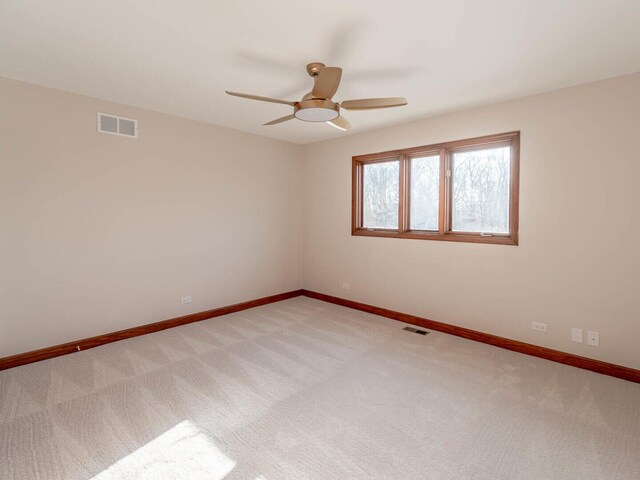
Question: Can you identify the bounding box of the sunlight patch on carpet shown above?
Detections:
[91,420,235,479]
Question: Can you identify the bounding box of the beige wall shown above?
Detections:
[3,74,640,370]
[0,77,304,357]
[303,73,640,370]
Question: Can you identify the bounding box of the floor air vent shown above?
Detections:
[403,326,430,335]
[97,112,138,138]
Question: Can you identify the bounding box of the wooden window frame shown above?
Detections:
[352,131,520,245]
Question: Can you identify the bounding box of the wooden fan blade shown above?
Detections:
[311,67,342,99]
[341,97,407,110]
[327,116,351,131]
[263,114,295,126]
[225,91,296,106]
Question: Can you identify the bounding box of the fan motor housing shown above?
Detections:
[294,99,340,122]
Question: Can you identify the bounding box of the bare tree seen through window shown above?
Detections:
[451,146,510,233]
[410,155,440,230]
[362,160,399,229]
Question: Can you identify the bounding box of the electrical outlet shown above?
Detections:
[571,328,583,343]
[341,283,350,290]
[587,331,599,347]
[531,321,547,333]
[181,296,192,305]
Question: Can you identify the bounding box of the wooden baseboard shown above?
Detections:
[301,289,640,384]
[3,288,638,384]
[0,289,304,371]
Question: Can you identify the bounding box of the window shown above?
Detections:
[362,160,399,229]
[352,132,519,245]
[409,155,440,231]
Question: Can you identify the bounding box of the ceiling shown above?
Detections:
[1,1,639,145]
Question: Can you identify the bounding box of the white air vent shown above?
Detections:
[97,112,138,138]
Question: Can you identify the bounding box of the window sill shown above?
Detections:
[352,229,518,245]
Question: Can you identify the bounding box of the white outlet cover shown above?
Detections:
[532,321,547,332]
[341,283,350,290]
[181,296,192,305]
[587,331,599,347]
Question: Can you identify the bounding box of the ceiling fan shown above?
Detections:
[225,62,407,131]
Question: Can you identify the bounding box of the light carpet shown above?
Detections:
[1,296,639,479]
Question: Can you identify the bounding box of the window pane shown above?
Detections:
[409,155,440,231]
[451,146,510,233]
[362,160,399,229]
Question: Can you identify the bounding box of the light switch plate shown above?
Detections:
[571,328,583,343]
